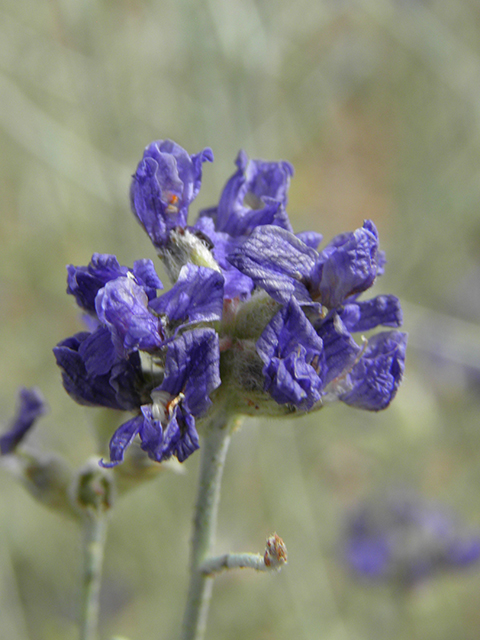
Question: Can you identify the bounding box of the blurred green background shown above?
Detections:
[2,0,480,638]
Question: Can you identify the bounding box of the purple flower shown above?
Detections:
[159,406,200,462]
[101,328,220,466]
[55,140,408,469]
[331,331,407,411]
[315,314,362,385]
[193,216,254,300]
[53,330,144,411]
[228,225,318,305]
[0,387,47,454]
[191,150,297,300]
[200,150,294,238]
[130,259,165,299]
[256,298,325,411]
[67,254,162,315]
[227,218,406,411]
[95,277,164,357]
[344,493,480,586]
[340,295,403,333]
[58,256,166,410]
[227,221,380,309]
[149,264,224,327]
[130,140,213,249]
[156,328,221,421]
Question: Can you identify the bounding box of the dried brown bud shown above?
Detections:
[264,533,287,568]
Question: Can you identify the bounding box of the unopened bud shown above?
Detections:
[71,457,115,514]
[2,451,76,518]
[264,533,287,569]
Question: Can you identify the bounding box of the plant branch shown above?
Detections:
[180,415,235,640]
[80,512,107,640]
[200,533,287,576]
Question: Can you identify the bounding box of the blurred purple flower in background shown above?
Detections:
[344,492,480,587]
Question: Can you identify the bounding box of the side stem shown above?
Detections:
[180,416,234,640]
[80,513,107,640]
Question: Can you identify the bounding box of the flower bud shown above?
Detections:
[71,457,115,514]
[2,451,76,518]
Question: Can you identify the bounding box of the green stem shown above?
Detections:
[200,533,288,576]
[80,513,107,640]
[180,416,234,640]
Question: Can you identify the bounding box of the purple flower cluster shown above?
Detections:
[344,494,480,586]
[54,140,407,467]
[55,255,222,466]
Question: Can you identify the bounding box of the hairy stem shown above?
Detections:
[80,513,107,640]
[200,552,269,574]
[200,533,288,576]
[180,416,234,640]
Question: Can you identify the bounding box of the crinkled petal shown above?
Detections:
[263,349,323,410]
[54,333,119,408]
[130,140,213,248]
[161,405,200,462]
[54,332,142,410]
[257,297,323,362]
[296,230,323,250]
[78,326,117,377]
[228,226,317,304]
[67,254,128,314]
[130,156,170,247]
[340,295,403,333]
[96,277,163,356]
[0,387,47,454]
[67,254,162,315]
[100,415,143,467]
[315,314,361,385]
[138,405,164,462]
[338,331,407,411]
[314,220,379,308]
[159,328,221,417]
[132,259,164,300]
[215,151,294,237]
[110,351,144,409]
[257,298,325,410]
[193,216,254,300]
[149,264,224,326]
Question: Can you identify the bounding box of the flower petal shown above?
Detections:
[340,295,403,333]
[161,406,200,462]
[100,415,143,467]
[228,226,317,304]
[215,151,294,237]
[0,387,47,454]
[67,254,128,314]
[130,140,213,249]
[138,405,165,462]
[338,331,407,411]
[96,277,163,356]
[257,298,325,410]
[159,328,221,417]
[149,264,224,326]
[54,331,142,410]
[314,220,379,308]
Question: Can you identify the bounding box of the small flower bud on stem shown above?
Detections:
[200,533,287,575]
